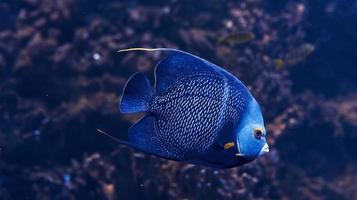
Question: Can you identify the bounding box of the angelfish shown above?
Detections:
[117,48,269,168]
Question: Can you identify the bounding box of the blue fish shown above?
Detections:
[117,48,269,168]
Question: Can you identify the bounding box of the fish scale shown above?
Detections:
[150,73,247,159]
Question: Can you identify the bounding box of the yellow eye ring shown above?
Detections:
[253,127,263,139]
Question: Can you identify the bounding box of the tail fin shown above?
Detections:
[120,73,153,114]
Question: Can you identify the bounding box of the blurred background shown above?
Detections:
[0,0,357,199]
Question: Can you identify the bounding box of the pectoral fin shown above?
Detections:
[216,122,236,150]
[224,142,235,150]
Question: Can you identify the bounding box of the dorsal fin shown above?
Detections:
[153,50,220,95]
[117,48,233,95]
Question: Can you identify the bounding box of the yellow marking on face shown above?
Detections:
[224,142,235,150]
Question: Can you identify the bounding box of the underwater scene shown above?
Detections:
[1,0,357,199]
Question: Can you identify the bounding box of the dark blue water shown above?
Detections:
[0,1,356,199]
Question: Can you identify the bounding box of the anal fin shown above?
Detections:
[127,115,178,160]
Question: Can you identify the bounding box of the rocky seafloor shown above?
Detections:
[0,0,356,199]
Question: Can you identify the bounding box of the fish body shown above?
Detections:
[119,48,268,168]
[218,32,255,45]
[275,43,315,69]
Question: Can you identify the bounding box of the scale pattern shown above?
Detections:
[150,72,247,159]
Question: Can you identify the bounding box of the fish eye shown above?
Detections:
[253,128,263,139]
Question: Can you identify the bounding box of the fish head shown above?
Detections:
[235,98,269,160]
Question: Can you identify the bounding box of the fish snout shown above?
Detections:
[259,143,269,156]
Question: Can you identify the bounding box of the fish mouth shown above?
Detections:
[259,143,269,156]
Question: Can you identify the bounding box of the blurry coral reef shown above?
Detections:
[0,0,356,199]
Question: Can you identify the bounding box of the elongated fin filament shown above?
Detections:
[96,128,121,143]
[117,48,161,53]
